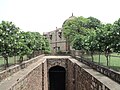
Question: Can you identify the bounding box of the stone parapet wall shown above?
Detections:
[66,59,75,90]
[1,56,120,90]
[43,60,48,90]
[9,61,43,90]
[46,57,116,90]
[0,54,44,82]
[74,63,110,90]
[71,50,120,84]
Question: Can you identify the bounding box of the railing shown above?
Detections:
[71,50,120,84]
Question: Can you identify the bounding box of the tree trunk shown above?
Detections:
[105,51,109,66]
[19,56,23,63]
[38,50,40,55]
[106,55,109,66]
[37,51,39,56]
[98,51,101,64]
[33,51,35,57]
[27,54,31,59]
[4,56,9,68]
[91,52,94,62]
[105,48,110,67]
[14,56,16,65]
[109,55,111,67]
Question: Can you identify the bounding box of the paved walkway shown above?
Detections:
[0,57,45,90]
[70,57,120,90]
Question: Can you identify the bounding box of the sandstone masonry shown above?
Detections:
[0,56,120,90]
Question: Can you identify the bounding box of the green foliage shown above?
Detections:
[42,37,51,54]
[112,19,120,53]
[62,16,120,64]
[87,16,102,29]
[72,34,84,50]
[0,21,20,67]
[0,21,50,67]
[62,16,90,45]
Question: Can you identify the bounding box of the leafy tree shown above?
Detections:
[87,16,101,29]
[112,19,120,53]
[0,20,50,68]
[62,17,78,44]
[95,27,105,64]
[0,21,20,67]
[86,17,102,62]
[72,34,84,50]
[102,24,113,66]
[84,29,98,61]
[62,16,90,52]
[17,31,32,62]
[42,37,51,54]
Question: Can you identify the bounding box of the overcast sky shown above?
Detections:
[0,0,120,34]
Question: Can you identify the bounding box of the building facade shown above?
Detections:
[43,28,68,54]
[43,14,75,54]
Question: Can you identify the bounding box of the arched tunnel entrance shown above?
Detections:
[49,66,66,90]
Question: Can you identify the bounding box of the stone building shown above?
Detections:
[43,27,68,54]
[43,14,75,54]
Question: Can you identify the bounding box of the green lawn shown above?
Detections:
[0,55,28,66]
[85,53,120,71]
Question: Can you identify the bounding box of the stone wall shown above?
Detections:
[46,57,114,90]
[74,63,109,90]
[1,56,119,90]
[0,54,44,82]
[70,50,120,84]
[47,58,67,70]
[10,62,43,90]
[43,60,48,90]
[67,59,75,90]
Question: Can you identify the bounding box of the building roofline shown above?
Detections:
[43,28,62,35]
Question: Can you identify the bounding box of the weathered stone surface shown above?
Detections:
[11,64,43,90]
[71,50,120,84]
[0,56,120,90]
[0,54,44,82]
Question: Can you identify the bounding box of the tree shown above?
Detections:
[83,29,98,61]
[42,37,51,54]
[62,16,90,52]
[17,31,32,63]
[112,19,120,53]
[87,16,101,30]
[72,34,84,50]
[96,24,113,66]
[0,21,20,67]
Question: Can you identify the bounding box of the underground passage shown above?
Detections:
[49,66,66,90]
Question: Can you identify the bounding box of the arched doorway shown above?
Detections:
[49,66,66,90]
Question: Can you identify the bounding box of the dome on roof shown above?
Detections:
[62,13,76,27]
[68,13,76,19]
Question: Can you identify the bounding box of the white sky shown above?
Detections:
[0,0,120,34]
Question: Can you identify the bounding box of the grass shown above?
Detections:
[85,53,120,71]
[0,55,28,66]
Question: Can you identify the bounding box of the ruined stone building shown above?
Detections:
[43,14,75,54]
[43,28,67,54]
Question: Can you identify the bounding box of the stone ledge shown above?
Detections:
[70,58,120,90]
[0,54,44,82]
[0,56,45,90]
[0,56,120,90]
